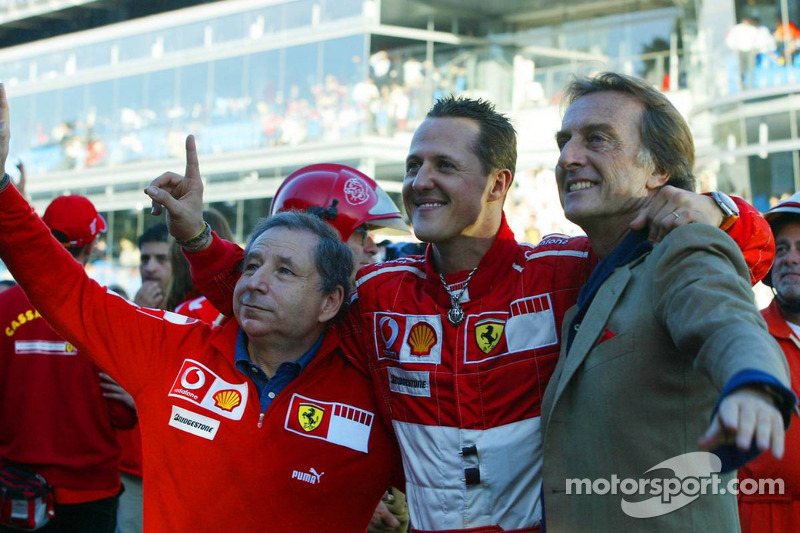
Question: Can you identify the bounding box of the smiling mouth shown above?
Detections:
[568,181,597,192]
[416,201,447,209]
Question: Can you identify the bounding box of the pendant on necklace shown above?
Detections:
[447,304,465,326]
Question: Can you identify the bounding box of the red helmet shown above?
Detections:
[269,163,409,241]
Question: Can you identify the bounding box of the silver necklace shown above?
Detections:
[438,266,478,326]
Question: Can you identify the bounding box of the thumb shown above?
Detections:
[144,186,179,216]
[185,135,201,182]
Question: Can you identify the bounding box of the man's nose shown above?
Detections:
[363,235,379,256]
[412,162,435,191]
[557,139,585,170]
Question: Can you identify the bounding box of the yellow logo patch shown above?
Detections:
[298,403,325,432]
[475,319,505,354]
[407,322,437,356]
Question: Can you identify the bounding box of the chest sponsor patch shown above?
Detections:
[284,394,373,453]
[168,405,220,440]
[505,293,558,353]
[374,313,442,364]
[387,367,431,397]
[15,340,77,356]
[168,359,248,420]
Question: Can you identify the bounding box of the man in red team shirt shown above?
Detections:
[0,192,136,532]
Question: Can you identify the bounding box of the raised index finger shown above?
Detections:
[185,134,200,182]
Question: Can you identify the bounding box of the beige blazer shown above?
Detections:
[541,224,790,532]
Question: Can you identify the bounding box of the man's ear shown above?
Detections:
[487,168,513,203]
[318,285,344,323]
[646,169,670,191]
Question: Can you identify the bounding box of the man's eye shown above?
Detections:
[278,267,294,275]
[243,263,258,272]
[405,162,420,174]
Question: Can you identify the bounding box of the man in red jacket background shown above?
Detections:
[0,193,137,532]
[739,191,800,532]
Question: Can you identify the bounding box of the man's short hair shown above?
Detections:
[137,224,170,249]
[426,95,517,179]
[562,72,696,192]
[244,212,353,320]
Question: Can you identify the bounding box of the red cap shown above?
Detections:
[42,195,107,248]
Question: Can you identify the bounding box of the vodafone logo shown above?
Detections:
[181,366,206,390]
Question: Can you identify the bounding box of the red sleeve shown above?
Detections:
[725,196,775,285]
[184,233,244,317]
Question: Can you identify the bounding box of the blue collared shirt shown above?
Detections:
[234,330,322,412]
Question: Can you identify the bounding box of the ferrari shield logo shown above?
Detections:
[298,403,325,432]
[475,318,505,354]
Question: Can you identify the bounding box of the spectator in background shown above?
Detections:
[133,224,172,309]
[774,17,800,65]
[739,192,800,532]
[726,12,777,88]
[0,194,136,533]
[167,207,235,325]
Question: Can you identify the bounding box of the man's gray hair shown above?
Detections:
[244,211,353,319]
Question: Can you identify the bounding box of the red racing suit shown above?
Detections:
[0,185,401,532]
[188,200,773,532]
[738,299,800,532]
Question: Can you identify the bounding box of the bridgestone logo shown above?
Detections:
[168,405,221,440]
[173,413,214,433]
[387,367,431,397]
[390,375,427,389]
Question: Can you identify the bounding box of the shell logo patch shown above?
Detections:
[408,322,437,356]
[299,403,325,432]
[475,318,505,354]
[343,177,371,206]
[213,389,242,412]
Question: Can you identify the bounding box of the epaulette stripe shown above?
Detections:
[356,265,427,288]
[525,250,589,260]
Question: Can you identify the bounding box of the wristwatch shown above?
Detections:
[710,191,740,231]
